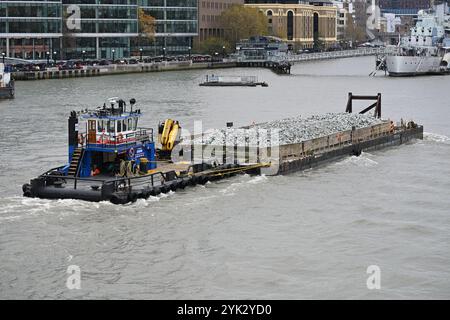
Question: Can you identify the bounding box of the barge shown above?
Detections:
[22,95,423,204]
[199,75,268,87]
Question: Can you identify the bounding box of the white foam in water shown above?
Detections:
[336,152,378,168]
[219,174,268,196]
[424,132,450,144]
[246,174,268,184]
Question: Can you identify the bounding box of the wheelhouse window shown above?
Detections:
[107,120,115,133]
[97,120,105,133]
[122,119,127,132]
[117,120,122,132]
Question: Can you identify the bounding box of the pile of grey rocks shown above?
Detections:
[192,113,384,146]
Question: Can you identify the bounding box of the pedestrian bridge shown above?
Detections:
[237,47,394,64]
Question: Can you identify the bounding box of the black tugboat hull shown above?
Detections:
[0,86,14,99]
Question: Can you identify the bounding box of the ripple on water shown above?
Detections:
[333,152,378,168]
[423,132,450,144]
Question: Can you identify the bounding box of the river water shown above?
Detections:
[0,56,449,299]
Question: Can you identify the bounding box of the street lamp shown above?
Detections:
[188,46,191,60]
[162,47,166,60]
[222,45,226,58]
[53,51,57,64]
[82,50,86,62]
[46,51,50,65]
[1,52,5,64]
[111,49,115,62]
[139,48,143,62]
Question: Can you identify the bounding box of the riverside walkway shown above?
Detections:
[10,48,394,81]
[11,60,236,81]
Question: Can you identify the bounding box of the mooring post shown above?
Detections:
[377,93,382,118]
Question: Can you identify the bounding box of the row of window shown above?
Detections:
[0,3,61,18]
[68,20,138,33]
[201,1,234,10]
[142,7,197,20]
[97,118,138,134]
[0,20,61,33]
[1,21,197,34]
[140,0,197,7]
[62,1,138,5]
[65,6,138,19]
[201,15,221,22]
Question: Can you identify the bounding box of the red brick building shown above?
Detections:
[198,0,244,41]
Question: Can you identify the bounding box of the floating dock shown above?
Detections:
[22,94,423,204]
[199,75,268,87]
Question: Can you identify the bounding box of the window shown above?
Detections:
[107,120,115,133]
[123,119,127,132]
[117,120,122,132]
[97,120,104,133]
[128,118,133,131]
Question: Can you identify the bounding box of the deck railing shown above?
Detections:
[80,127,153,151]
[40,168,175,192]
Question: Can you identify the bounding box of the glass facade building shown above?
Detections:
[138,0,197,56]
[0,0,198,60]
[0,0,63,59]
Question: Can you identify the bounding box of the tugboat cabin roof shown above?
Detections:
[79,97,142,121]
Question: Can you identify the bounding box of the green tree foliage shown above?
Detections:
[195,37,231,56]
[220,5,268,45]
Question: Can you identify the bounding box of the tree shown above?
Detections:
[194,37,231,56]
[345,14,366,46]
[221,5,268,45]
[137,8,156,49]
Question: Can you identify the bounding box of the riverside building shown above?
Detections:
[244,0,338,49]
[0,0,198,60]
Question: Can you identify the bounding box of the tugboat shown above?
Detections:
[0,63,14,99]
[22,97,259,204]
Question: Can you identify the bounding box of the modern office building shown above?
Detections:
[138,0,198,57]
[0,0,63,60]
[0,0,198,60]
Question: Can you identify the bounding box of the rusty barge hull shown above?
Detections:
[276,126,423,174]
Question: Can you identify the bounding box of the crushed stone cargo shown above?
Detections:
[192,113,385,146]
